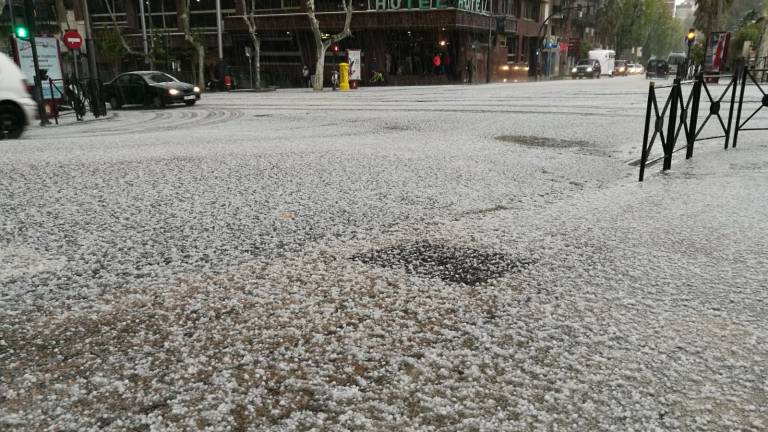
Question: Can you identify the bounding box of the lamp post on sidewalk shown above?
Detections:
[534,5,583,80]
[686,28,696,79]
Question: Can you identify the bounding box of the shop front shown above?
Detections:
[225,2,522,87]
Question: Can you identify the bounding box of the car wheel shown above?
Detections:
[184,100,196,106]
[109,96,122,110]
[152,96,165,109]
[0,104,25,139]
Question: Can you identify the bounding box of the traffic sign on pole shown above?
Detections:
[62,30,83,50]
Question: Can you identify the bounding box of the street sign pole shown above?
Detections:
[21,0,48,125]
[82,0,105,117]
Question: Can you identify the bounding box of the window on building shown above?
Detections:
[521,0,538,20]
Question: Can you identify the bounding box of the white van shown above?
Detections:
[0,53,38,139]
[588,49,616,77]
[667,53,687,76]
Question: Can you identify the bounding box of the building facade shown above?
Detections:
[2,0,566,87]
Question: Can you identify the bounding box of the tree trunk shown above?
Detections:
[306,0,353,91]
[314,45,327,90]
[254,37,261,88]
[179,0,206,89]
[242,0,262,88]
[54,0,69,31]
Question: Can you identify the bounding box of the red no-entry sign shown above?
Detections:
[62,30,83,50]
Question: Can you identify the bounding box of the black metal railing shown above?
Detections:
[733,67,768,148]
[44,78,104,123]
[638,72,739,181]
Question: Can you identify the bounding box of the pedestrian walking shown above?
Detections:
[331,70,340,91]
[302,65,310,88]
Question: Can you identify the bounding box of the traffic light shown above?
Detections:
[332,44,340,54]
[686,28,696,47]
[14,25,30,40]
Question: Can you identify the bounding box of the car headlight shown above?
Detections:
[586,67,593,72]
[168,89,180,96]
[572,67,577,73]
[193,86,200,93]
[524,66,529,71]
[619,67,625,72]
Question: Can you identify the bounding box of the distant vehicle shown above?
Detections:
[0,53,38,139]
[498,62,529,82]
[588,49,616,76]
[667,53,687,76]
[628,63,644,74]
[103,71,201,109]
[614,60,629,76]
[646,59,669,79]
[571,59,602,79]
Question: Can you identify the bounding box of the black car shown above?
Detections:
[571,59,601,79]
[103,71,201,109]
[645,59,669,79]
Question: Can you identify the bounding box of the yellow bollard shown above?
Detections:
[339,62,350,91]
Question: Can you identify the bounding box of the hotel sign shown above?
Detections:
[371,0,489,13]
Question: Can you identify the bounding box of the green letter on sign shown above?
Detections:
[376,0,387,9]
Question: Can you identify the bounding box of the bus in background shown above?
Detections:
[588,49,616,77]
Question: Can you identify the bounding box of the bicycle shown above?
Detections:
[370,71,384,85]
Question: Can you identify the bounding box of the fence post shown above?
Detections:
[733,67,748,149]
[663,79,680,171]
[725,73,738,149]
[639,81,655,182]
[687,73,702,159]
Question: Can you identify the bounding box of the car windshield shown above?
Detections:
[577,60,592,66]
[142,73,179,84]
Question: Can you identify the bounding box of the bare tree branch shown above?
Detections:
[103,0,149,63]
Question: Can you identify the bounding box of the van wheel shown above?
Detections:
[0,104,25,139]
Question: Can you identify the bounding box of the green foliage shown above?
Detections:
[95,27,127,64]
[594,0,685,60]
[641,0,684,60]
[690,40,706,63]
[695,0,737,34]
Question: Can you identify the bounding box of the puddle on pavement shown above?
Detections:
[496,135,592,148]
[352,242,532,286]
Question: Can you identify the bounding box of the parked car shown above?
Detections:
[614,60,629,76]
[103,71,201,109]
[628,63,644,74]
[0,53,38,139]
[571,59,602,79]
[646,59,669,79]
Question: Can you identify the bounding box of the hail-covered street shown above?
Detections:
[2,76,767,431]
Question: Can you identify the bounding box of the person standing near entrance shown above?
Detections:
[433,53,442,75]
[302,65,310,88]
[466,60,473,84]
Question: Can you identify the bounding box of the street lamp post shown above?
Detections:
[686,28,696,79]
[534,5,582,80]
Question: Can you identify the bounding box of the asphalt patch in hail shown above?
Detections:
[496,135,591,148]
[353,242,530,286]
